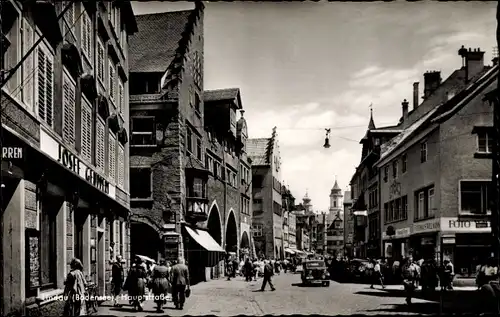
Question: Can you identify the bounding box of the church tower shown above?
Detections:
[328,177,343,223]
[303,191,313,213]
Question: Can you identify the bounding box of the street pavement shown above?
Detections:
[95,273,477,316]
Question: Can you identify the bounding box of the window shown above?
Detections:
[253,175,263,188]
[384,195,408,224]
[196,138,202,160]
[81,10,93,66]
[384,166,389,182]
[392,160,398,179]
[40,198,58,288]
[193,51,202,89]
[205,155,214,173]
[118,81,124,113]
[194,92,201,113]
[252,224,263,237]
[213,161,221,179]
[130,168,152,199]
[21,19,35,110]
[460,181,490,215]
[36,44,54,127]
[81,97,93,162]
[477,131,493,153]
[108,132,117,181]
[187,128,193,153]
[401,195,408,220]
[96,119,106,171]
[97,38,105,85]
[117,145,125,188]
[74,213,85,264]
[109,59,116,102]
[187,176,206,198]
[402,153,407,173]
[415,186,435,220]
[61,71,76,147]
[420,142,427,163]
[131,117,156,146]
[241,196,250,215]
[63,1,75,36]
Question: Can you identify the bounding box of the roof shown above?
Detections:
[129,10,193,73]
[204,88,240,103]
[247,138,271,165]
[378,107,439,164]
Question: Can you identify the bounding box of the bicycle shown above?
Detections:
[85,273,99,315]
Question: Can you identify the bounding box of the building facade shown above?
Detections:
[288,210,297,251]
[377,47,497,278]
[343,191,354,256]
[127,5,252,284]
[326,213,344,256]
[1,1,137,315]
[248,129,283,259]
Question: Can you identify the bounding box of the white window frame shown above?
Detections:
[97,38,105,86]
[252,224,263,237]
[81,9,93,68]
[420,142,428,163]
[417,191,425,219]
[35,42,55,128]
[428,187,435,217]
[108,131,117,182]
[458,179,491,215]
[21,18,35,112]
[476,131,492,153]
[62,68,76,147]
[96,118,106,171]
[108,58,116,104]
[80,95,93,163]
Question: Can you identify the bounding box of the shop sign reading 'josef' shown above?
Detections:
[58,145,110,194]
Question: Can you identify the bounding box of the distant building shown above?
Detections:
[343,191,354,257]
[327,213,344,256]
[328,179,344,224]
[248,128,283,259]
[288,211,297,251]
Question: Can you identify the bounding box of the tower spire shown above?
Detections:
[368,104,376,130]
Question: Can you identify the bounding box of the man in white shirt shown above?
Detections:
[370,259,385,289]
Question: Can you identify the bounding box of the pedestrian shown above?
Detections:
[232,257,239,278]
[401,256,419,305]
[370,259,385,289]
[171,257,190,310]
[260,260,276,291]
[63,258,87,316]
[124,256,147,312]
[111,255,124,307]
[477,257,498,289]
[440,259,455,291]
[150,259,170,313]
[244,258,253,282]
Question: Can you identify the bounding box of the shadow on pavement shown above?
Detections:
[363,302,439,314]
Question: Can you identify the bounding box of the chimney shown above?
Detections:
[401,99,409,122]
[458,46,485,82]
[423,71,441,99]
[413,82,419,109]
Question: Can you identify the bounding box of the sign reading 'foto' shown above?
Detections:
[441,217,491,233]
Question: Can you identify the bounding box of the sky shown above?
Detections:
[132,1,497,212]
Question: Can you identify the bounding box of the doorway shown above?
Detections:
[97,231,104,295]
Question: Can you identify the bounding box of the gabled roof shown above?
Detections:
[130,10,193,73]
[247,138,271,165]
[204,88,241,104]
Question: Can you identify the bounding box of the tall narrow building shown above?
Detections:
[328,178,343,224]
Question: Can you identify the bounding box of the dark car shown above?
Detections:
[301,260,330,287]
[346,259,371,282]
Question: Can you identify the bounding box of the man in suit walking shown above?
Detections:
[171,257,190,310]
[260,260,276,291]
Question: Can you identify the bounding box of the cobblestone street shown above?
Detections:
[95,273,456,316]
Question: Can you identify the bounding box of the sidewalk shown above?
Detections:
[95,277,261,316]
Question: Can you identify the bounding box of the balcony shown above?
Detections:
[186,196,209,222]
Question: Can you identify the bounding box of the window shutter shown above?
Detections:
[65,2,74,27]
[37,48,46,122]
[81,99,92,162]
[117,145,124,187]
[109,62,115,101]
[45,56,54,127]
[22,20,34,109]
[96,120,106,170]
[118,82,123,113]
[81,13,88,56]
[62,73,76,146]
[97,41,104,82]
[109,132,116,181]
[86,15,92,61]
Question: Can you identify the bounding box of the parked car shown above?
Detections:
[301,260,330,287]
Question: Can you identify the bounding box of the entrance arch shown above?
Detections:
[207,204,222,245]
[240,231,250,249]
[131,222,161,261]
[225,211,238,253]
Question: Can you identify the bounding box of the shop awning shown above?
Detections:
[284,248,295,254]
[185,226,225,252]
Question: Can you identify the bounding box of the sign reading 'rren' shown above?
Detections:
[2,146,23,159]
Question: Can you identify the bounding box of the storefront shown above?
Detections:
[382,226,411,261]
[1,127,130,316]
[440,217,492,278]
[410,218,440,261]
